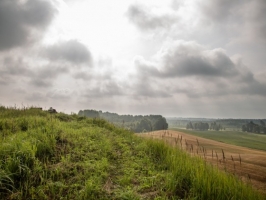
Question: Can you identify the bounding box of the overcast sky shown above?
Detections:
[0,0,266,118]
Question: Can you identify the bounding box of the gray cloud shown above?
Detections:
[198,0,240,23]
[26,92,47,102]
[241,0,266,43]
[135,41,238,78]
[197,0,266,44]
[0,76,9,85]
[0,57,33,76]
[238,80,266,97]
[14,88,27,94]
[0,56,33,86]
[171,0,183,10]
[128,0,266,47]
[29,65,69,88]
[36,66,69,79]
[161,51,236,78]
[83,81,123,98]
[45,40,92,64]
[73,71,91,80]
[29,79,52,88]
[0,0,265,118]
[73,70,110,81]
[126,4,177,31]
[131,80,172,99]
[0,0,56,51]
[133,40,266,98]
[46,88,75,100]
[0,55,69,88]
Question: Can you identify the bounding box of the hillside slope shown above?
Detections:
[0,107,265,199]
[142,130,266,193]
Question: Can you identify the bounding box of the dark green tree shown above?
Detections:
[242,124,247,132]
[135,118,151,132]
[78,110,100,118]
[153,117,168,130]
[186,121,193,129]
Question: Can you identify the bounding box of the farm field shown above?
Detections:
[141,130,266,193]
[171,128,266,151]
[1,107,265,199]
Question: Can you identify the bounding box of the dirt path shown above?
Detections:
[140,130,266,193]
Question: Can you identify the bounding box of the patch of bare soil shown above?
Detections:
[140,130,266,193]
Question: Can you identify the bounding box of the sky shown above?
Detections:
[0,0,266,118]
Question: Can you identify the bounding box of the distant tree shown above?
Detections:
[186,121,193,129]
[210,122,216,130]
[78,109,169,133]
[260,120,265,127]
[215,124,220,131]
[141,118,152,131]
[190,122,209,131]
[205,123,210,130]
[209,122,223,131]
[242,121,265,133]
[242,124,247,132]
[246,121,256,132]
[135,118,151,132]
[79,110,99,118]
[153,117,168,131]
[193,123,198,130]
[253,125,260,133]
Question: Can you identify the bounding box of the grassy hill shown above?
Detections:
[0,107,265,199]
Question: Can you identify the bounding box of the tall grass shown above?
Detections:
[0,106,265,199]
[145,139,264,199]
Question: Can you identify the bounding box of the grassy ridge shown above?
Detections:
[171,128,266,151]
[0,107,265,199]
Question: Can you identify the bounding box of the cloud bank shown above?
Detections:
[0,0,266,118]
[0,0,56,50]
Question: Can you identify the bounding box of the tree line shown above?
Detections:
[78,109,168,133]
[242,121,266,134]
[186,121,223,131]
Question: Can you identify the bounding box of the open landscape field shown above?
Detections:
[141,130,266,193]
[172,128,266,151]
[2,0,266,199]
[1,107,265,199]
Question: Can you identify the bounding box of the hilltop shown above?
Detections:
[0,106,265,199]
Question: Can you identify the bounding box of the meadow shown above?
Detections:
[0,107,265,199]
[171,128,266,151]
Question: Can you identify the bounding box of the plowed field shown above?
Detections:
[140,130,266,193]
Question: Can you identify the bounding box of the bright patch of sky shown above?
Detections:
[0,0,266,118]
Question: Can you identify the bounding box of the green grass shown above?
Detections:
[171,128,266,151]
[0,106,265,199]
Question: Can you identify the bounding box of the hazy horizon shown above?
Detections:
[1,0,266,118]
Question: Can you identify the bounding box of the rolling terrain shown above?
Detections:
[172,128,266,151]
[0,107,265,199]
[141,130,266,193]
